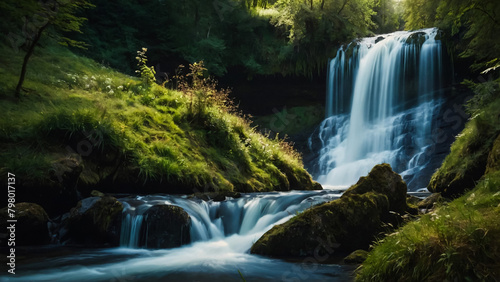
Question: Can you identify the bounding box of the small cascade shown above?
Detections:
[118,190,342,249]
[312,28,446,190]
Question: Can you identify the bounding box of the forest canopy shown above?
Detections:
[61,0,402,78]
[2,0,497,78]
[402,0,500,70]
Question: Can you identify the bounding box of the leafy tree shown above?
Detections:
[372,0,402,33]
[436,0,500,69]
[11,0,93,98]
[402,0,440,29]
[402,0,500,71]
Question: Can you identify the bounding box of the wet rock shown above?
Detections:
[405,32,427,45]
[251,164,408,257]
[344,249,369,264]
[142,205,191,249]
[63,196,123,245]
[0,203,50,246]
[375,36,385,44]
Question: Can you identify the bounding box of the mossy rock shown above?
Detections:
[344,249,369,264]
[486,134,500,174]
[0,203,50,246]
[64,196,123,245]
[428,109,500,197]
[251,164,408,258]
[343,163,408,213]
[276,161,322,191]
[142,205,191,248]
[251,192,390,257]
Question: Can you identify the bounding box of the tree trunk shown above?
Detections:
[338,0,350,15]
[15,23,49,98]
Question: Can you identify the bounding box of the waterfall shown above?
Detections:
[313,28,444,190]
[118,190,342,248]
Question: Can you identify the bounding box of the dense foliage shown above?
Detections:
[64,0,401,78]
[402,0,500,70]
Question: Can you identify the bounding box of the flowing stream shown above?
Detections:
[312,28,445,190]
[6,190,357,281]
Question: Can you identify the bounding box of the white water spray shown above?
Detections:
[315,28,444,189]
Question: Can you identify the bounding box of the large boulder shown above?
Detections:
[142,205,191,249]
[251,192,390,257]
[251,164,408,257]
[0,203,50,246]
[62,196,123,245]
[342,163,408,213]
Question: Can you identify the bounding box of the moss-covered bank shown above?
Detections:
[0,43,320,216]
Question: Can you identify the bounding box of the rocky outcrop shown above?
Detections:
[61,196,123,245]
[0,203,50,245]
[142,205,191,249]
[251,164,409,257]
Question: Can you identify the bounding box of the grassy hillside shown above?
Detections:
[356,81,500,281]
[0,42,319,214]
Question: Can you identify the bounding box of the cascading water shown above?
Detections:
[312,28,445,190]
[10,190,356,281]
[119,190,342,248]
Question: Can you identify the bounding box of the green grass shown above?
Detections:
[0,41,317,195]
[357,171,500,281]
